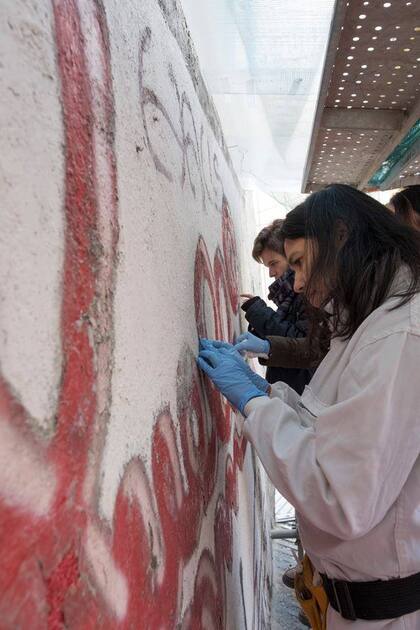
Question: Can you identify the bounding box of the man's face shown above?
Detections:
[260,248,288,280]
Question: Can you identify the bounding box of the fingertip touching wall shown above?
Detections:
[0,0,273,628]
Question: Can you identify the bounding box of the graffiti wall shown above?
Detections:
[0,0,273,628]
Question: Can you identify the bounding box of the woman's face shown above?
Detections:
[389,200,420,231]
[284,237,326,307]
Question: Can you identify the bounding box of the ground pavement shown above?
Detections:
[271,538,308,629]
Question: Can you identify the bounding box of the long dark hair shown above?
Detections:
[281,184,420,339]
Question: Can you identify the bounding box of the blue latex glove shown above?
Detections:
[221,348,269,393]
[233,331,270,356]
[197,349,268,414]
[199,338,234,351]
[199,339,269,393]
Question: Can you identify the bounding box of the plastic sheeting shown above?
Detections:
[181,0,335,192]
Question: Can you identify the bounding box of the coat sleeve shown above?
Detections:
[243,332,420,540]
[242,296,307,338]
[261,336,325,369]
[269,380,302,410]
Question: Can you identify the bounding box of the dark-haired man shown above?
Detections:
[241,219,313,395]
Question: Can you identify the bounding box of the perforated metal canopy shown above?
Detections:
[303,0,420,192]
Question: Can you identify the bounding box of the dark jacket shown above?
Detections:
[241,270,314,394]
[263,335,327,369]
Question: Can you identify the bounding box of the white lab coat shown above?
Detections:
[244,281,420,629]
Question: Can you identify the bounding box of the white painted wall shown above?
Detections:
[0,0,64,432]
[100,0,244,510]
[0,0,273,626]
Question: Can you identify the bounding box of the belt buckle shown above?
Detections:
[331,578,357,621]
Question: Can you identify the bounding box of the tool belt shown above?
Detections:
[321,570,420,621]
[295,555,328,630]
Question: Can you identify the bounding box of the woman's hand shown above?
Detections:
[199,338,269,392]
[197,347,268,414]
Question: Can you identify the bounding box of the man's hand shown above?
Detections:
[233,331,270,357]
[240,293,256,301]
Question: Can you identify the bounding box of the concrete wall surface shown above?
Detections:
[0,0,273,628]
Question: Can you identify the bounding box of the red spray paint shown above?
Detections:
[0,1,249,628]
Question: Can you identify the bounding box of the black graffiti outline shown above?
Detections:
[138,26,222,213]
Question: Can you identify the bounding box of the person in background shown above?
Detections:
[198,184,420,629]
[240,220,313,394]
[390,185,420,230]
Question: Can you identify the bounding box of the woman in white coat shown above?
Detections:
[198,184,420,629]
